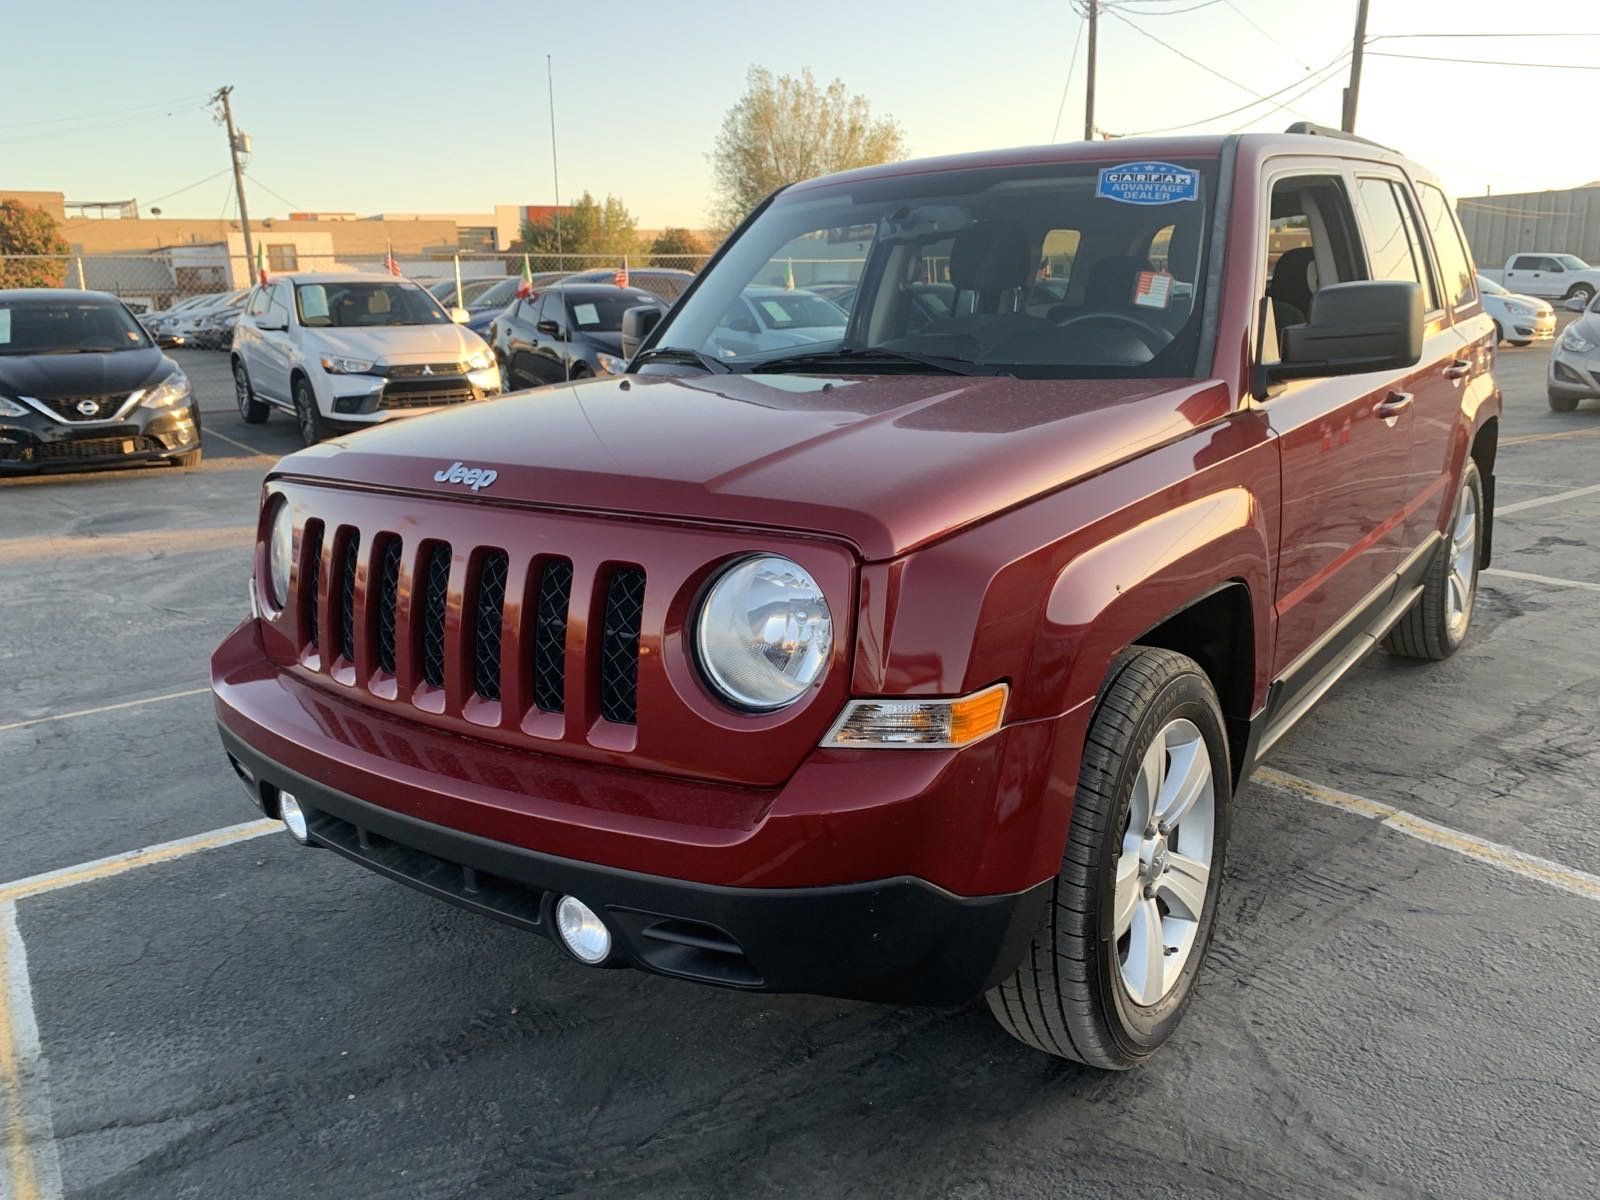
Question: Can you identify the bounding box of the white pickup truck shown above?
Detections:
[1479,253,1600,306]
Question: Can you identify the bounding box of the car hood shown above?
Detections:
[0,347,173,399]
[310,324,487,363]
[275,371,1232,560]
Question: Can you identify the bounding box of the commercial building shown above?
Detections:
[1457,184,1600,267]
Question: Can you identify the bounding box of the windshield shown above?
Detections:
[1557,255,1589,270]
[472,277,521,310]
[1477,275,1508,296]
[648,159,1217,377]
[0,298,151,356]
[294,281,447,328]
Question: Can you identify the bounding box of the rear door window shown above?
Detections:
[1355,177,1428,294]
[1417,183,1477,310]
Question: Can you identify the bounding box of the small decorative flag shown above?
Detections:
[784,258,795,290]
[384,241,402,276]
[614,257,629,289]
[256,241,267,287]
[517,253,534,298]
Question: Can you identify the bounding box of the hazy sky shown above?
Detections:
[5,1,1595,228]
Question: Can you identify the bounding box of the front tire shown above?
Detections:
[293,377,328,446]
[1565,283,1595,308]
[1384,459,1483,660]
[986,648,1230,1069]
[1548,392,1580,413]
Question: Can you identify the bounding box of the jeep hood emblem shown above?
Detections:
[433,461,498,493]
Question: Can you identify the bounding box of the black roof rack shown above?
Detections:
[1282,121,1395,153]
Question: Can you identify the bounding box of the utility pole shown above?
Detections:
[1083,0,1099,141]
[547,55,563,263]
[214,86,255,284]
[1340,0,1370,133]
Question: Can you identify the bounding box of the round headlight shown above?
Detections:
[696,556,833,711]
[266,499,293,612]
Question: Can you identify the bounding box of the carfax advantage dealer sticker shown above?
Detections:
[1096,161,1199,205]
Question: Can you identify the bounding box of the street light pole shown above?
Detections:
[214,86,255,285]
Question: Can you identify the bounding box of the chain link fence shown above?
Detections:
[0,250,715,314]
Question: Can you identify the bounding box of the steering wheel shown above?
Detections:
[1053,311,1174,352]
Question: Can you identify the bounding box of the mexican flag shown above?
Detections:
[256,241,267,287]
[784,257,795,290]
[516,253,534,298]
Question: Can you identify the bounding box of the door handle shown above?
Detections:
[1443,359,1472,380]
[1374,390,1413,418]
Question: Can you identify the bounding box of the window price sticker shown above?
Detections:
[1133,271,1173,309]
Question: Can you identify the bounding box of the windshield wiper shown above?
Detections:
[750,347,1004,377]
[630,345,732,374]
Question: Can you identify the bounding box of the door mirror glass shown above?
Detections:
[620,305,663,359]
[1269,280,1422,382]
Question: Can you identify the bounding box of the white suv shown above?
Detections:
[230,273,502,444]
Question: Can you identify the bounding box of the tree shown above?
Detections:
[710,67,907,232]
[517,192,639,264]
[0,200,70,289]
[647,227,706,266]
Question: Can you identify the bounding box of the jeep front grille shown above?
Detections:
[294,527,637,726]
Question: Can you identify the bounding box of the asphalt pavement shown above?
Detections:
[2,342,1598,1199]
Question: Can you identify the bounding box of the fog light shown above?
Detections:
[334,395,365,414]
[555,896,612,964]
[279,791,311,844]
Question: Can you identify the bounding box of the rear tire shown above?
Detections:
[1548,392,1580,413]
[234,360,268,424]
[1509,339,1530,348]
[1384,459,1482,660]
[985,648,1230,1069]
[293,377,328,446]
[1565,283,1595,308]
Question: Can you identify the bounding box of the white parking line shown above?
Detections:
[1495,482,1600,515]
[0,688,210,734]
[1256,768,1600,904]
[0,905,62,1200]
[0,821,278,1200]
[1483,567,1600,593]
[202,427,271,457]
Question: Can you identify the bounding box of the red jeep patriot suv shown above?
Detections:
[214,125,1499,1068]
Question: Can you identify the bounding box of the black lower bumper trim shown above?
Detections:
[219,725,1048,1006]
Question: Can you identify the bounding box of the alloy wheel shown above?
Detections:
[1113,717,1216,1007]
[1446,477,1478,639]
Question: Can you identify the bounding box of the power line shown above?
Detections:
[146,169,235,208]
[1228,58,1348,133]
[1108,0,1224,14]
[1119,47,1348,135]
[1370,31,1600,40]
[0,101,208,147]
[1105,6,1315,125]
[1049,12,1089,141]
[245,174,302,213]
[1367,50,1600,71]
[0,92,208,133]
[1223,0,1314,71]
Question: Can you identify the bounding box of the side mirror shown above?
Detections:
[255,314,286,332]
[450,306,470,324]
[536,318,564,339]
[1269,281,1422,384]
[620,305,663,359]
[1566,295,1589,312]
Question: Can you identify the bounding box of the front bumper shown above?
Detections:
[1508,312,1556,341]
[213,618,1087,1004]
[1548,347,1600,400]
[0,403,200,472]
[220,724,1048,1005]
[323,365,503,422]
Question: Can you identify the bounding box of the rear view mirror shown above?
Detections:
[1269,281,1422,383]
[450,306,470,324]
[620,305,663,359]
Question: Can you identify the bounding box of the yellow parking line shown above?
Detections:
[0,919,41,1200]
[0,820,278,905]
[203,427,272,457]
[1500,428,1600,447]
[1255,768,1600,904]
[0,688,210,733]
[0,526,251,564]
